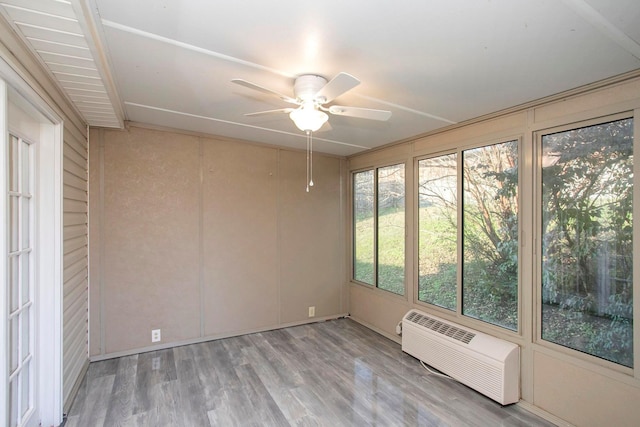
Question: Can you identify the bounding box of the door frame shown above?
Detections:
[0,57,63,426]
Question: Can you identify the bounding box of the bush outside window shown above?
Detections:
[540,117,634,368]
[354,114,636,369]
[418,141,519,331]
[462,141,519,330]
[418,154,457,310]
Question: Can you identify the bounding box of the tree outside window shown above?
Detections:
[462,141,519,330]
[541,118,633,368]
[418,140,519,331]
[418,154,457,310]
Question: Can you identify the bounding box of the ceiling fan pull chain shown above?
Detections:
[306,130,310,192]
[309,131,314,188]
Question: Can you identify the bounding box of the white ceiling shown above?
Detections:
[2,0,640,156]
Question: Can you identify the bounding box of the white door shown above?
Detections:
[0,68,63,427]
[6,132,38,427]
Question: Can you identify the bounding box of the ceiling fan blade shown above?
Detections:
[329,105,392,121]
[231,79,298,105]
[245,108,295,117]
[315,72,360,103]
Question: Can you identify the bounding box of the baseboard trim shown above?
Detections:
[516,400,573,427]
[89,313,350,362]
[349,315,402,344]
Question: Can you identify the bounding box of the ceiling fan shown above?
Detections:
[231,72,392,132]
[231,72,391,192]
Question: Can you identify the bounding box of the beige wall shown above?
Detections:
[0,18,89,410]
[89,125,348,356]
[347,74,640,426]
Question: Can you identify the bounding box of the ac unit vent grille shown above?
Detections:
[406,312,475,344]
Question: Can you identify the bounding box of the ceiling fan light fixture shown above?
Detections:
[289,104,328,132]
[232,72,391,192]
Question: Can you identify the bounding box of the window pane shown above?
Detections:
[21,361,31,417]
[10,316,19,373]
[9,255,19,313]
[9,134,18,192]
[9,378,18,427]
[418,154,457,310]
[353,170,375,284]
[462,140,519,330]
[22,196,30,249]
[377,164,405,295]
[22,308,30,360]
[21,254,30,306]
[21,140,30,194]
[541,118,633,367]
[10,195,18,252]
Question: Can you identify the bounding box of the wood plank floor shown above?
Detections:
[65,319,556,426]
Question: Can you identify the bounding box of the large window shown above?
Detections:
[353,164,405,295]
[418,154,457,310]
[463,141,519,330]
[418,140,519,331]
[540,117,633,368]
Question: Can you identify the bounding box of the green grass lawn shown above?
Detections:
[354,208,405,295]
[354,207,457,297]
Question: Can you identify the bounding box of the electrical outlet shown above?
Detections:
[151,329,161,343]
[308,306,315,317]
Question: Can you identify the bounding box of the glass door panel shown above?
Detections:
[6,133,35,427]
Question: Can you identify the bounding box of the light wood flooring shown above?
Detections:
[65,318,555,426]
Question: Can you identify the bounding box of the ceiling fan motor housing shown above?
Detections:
[294,75,328,103]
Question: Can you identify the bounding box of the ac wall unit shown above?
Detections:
[402,309,519,405]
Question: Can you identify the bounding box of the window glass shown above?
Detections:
[353,170,375,285]
[352,164,405,295]
[541,118,633,367]
[377,164,405,295]
[462,140,519,330]
[418,154,457,310]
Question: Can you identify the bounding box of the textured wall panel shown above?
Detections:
[90,126,348,356]
[101,127,201,353]
[202,139,279,335]
[278,150,346,323]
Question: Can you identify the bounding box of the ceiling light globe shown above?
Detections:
[290,108,328,132]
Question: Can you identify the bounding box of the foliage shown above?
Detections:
[541,118,633,367]
[416,142,519,330]
[418,260,456,310]
[355,118,634,367]
[417,154,458,310]
[462,142,519,330]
